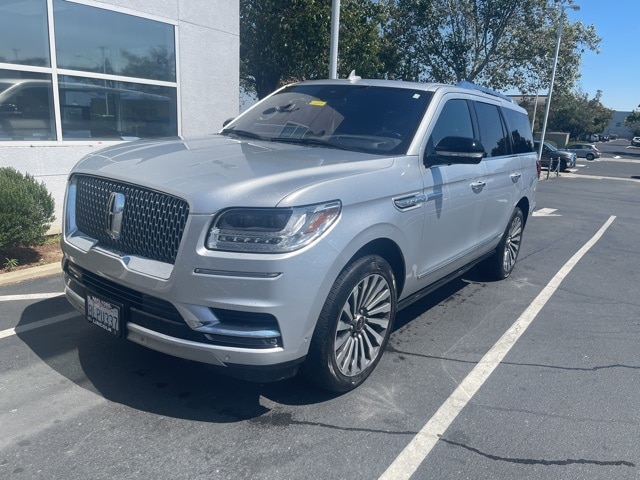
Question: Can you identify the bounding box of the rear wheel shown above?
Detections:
[586,153,595,160]
[304,255,396,392]
[478,207,524,280]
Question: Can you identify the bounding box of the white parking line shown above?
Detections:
[565,174,640,184]
[532,208,561,217]
[0,292,64,302]
[379,215,617,480]
[0,311,78,340]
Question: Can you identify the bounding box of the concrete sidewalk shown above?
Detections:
[0,262,62,287]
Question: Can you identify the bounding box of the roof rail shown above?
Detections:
[456,81,514,104]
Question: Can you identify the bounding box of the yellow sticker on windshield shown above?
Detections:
[309,100,327,107]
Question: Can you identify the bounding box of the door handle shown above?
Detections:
[394,192,443,210]
[470,181,486,192]
[510,173,522,183]
[394,194,426,209]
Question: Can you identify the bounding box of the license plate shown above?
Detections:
[85,292,122,337]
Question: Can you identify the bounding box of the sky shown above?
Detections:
[565,0,638,112]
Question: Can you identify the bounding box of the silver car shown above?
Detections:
[61,79,538,391]
[564,143,601,160]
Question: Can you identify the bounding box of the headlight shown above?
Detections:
[206,201,341,253]
[64,177,78,235]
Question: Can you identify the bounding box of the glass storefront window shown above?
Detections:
[0,70,55,141]
[0,0,50,67]
[59,75,177,140]
[1,1,178,142]
[54,0,176,82]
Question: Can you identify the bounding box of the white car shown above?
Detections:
[631,137,640,147]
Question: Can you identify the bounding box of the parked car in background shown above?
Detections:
[564,143,601,160]
[535,140,576,171]
[589,134,608,142]
[631,137,640,147]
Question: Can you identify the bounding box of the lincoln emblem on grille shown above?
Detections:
[106,192,125,240]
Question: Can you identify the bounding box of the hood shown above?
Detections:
[72,135,395,213]
[555,149,575,158]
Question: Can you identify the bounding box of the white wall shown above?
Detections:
[0,0,239,233]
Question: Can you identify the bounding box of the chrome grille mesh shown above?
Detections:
[74,175,189,264]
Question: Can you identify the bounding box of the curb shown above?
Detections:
[0,262,62,287]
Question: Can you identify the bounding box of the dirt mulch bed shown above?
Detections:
[0,236,63,274]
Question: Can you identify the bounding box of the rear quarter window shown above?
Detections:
[474,102,510,157]
[502,108,535,154]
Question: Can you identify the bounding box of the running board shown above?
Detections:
[397,251,493,311]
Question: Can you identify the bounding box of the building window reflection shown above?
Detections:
[60,76,177,140]
[0,0,50,67]
[53,0,176,82]
[0,70,55,141]
[0,0,178,142]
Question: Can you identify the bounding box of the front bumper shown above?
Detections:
[63,257,306,382]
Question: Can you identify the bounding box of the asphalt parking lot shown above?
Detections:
[1,164,639,479]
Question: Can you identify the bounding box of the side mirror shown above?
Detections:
[222,118,234,128]
[427,136,485,166]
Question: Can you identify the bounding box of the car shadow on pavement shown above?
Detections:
[16,270,480,421]
[16,300,340,423]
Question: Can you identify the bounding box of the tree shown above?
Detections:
[380,0,600,95]
[240,0,390,99]
[624,110,640,136]
[0,167,55,250]
[520,90,613,140]
[240,0,601,104]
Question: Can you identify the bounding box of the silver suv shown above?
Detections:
[62,79,538,391]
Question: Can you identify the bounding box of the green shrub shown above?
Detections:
[0,167,55,250]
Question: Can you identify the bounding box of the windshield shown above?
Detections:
[536,141,558,152]
[223,84,433,155]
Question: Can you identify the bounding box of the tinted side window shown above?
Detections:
[503,108,534,154]
[429,99,474,148]
[474,102,509,157]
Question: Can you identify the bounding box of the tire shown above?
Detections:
[586,153,594,161]
[478,207,524,280]
[550,158,567,172]
[303,255,397,392]
[560,158,567,171]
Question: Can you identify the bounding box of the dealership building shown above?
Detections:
[1,0,239,231]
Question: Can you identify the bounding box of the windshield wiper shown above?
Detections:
[221,128,264,141]
[270,137,351,151]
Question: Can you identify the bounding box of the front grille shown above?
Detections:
[74,175,189,264]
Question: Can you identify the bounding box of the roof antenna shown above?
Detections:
[348,70,361,82]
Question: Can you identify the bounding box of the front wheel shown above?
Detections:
[303,255,397,392]
[551,158,567,171]
[478,207,524,280]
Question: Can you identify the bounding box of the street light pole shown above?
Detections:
[537,3,580,178]
[329,0,340,79]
